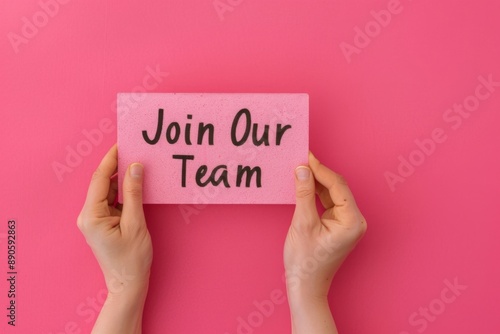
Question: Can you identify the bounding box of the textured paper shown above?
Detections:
[117,93,309,204]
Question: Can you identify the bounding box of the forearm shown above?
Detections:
[92,286,148,334]
[288,293,338,334]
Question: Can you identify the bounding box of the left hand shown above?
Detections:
[77,144,153,297]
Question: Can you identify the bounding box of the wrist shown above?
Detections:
[286,273,331,314]
[286,275,330,305]
[107,278,149,303]
[287,288,329,310]
[105,268,150,298]
[106,282,149,320]
[92,284,149,334]
[286,291,336,334]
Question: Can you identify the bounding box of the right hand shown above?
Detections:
[284,152,367,301]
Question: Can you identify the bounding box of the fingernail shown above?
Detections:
[295,167,310,181]
[130,163,143,178]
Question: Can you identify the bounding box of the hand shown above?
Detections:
[77,145,152,334]
[284,152,367,334]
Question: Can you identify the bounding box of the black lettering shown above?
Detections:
[198,123,214,145]
[276,124,291,145]
[195,165,230,187]
[252,124,269,146]
[231,108,251,146]
[166,123,181,144]
[185,114,193,145]
[142,108,164,145]
[172,155,194,187]
[236,166,262,187]
[195,165,209,186]
[211,165,230,187]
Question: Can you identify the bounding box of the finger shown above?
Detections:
[85,145,118,207]
[292,166,320,230]
[121,163,146,232]
[106,175,119,206]
[308,152,356,208]
[316,181,334,209]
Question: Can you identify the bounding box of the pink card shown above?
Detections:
[117,93,308,204]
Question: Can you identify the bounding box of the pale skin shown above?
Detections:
[285,153,367,333]
[78,145,366,333]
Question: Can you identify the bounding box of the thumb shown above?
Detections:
[292,166,320,229]
[122,163,146,229]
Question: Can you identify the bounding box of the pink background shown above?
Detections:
[1,0,499,333]
[117,93,308,204]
